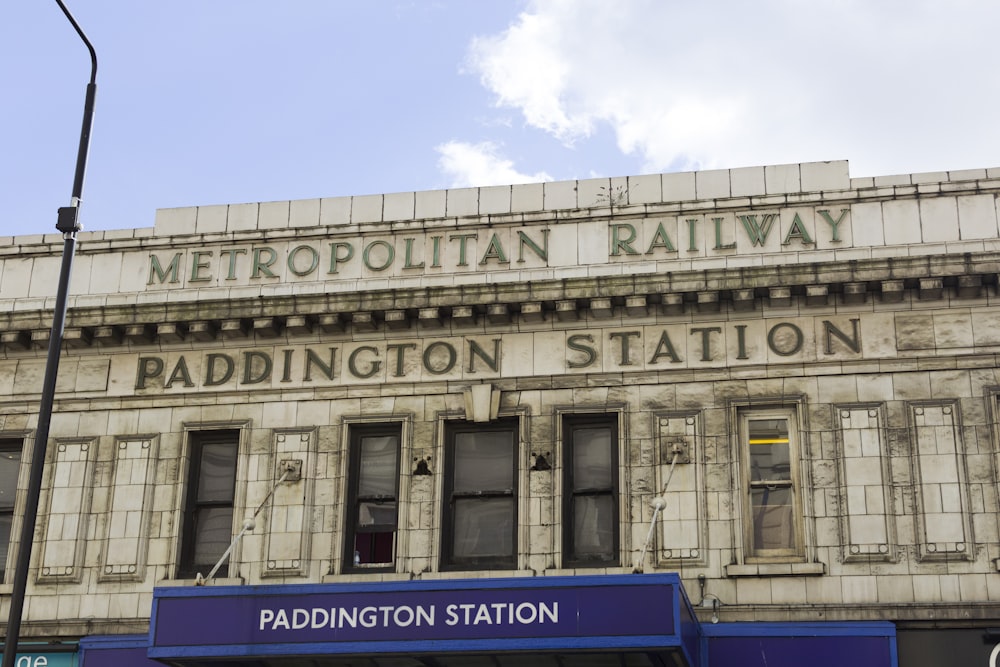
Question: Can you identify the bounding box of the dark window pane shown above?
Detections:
[453,497,514,559]
[444,422,517,569]
[750,486,795,550]
[357,500,397,529]
[563,419,618,567]
[197,442,237,501]
[191,506,234,569]
[0,450,20,511]
[571,494,615,560]
[572,427,613,490]
[749,418,788,440]
[748,419,790,482]
[181,431,239,578]
[358,435,398,497]
[0,513,11,576]
[354,531,395,566]
[346,427,400,571]
[453,431,513,493]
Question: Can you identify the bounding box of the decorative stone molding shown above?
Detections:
[0,258,997,351]
[38,437,97,584]
[100,435,159,582]
[464,384,501,423]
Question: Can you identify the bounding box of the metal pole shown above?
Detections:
[1,2,96,665]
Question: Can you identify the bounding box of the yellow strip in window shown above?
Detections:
[748,438,789,444]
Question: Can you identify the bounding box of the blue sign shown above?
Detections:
[0,652,75,667]
[149,574,701,663]
[79,635,157,667]
[705,622,897,667]
[94,588,899,667]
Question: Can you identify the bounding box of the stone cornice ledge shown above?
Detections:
[724,562,826,577]
[0,251,997,351]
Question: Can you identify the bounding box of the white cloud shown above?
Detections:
[468,0,1000,176]
[436,140,552,187]
[469,4,589,142]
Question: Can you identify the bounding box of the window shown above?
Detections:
[179,430,239,578]
[443,420,517,569]
[742,410,802,559]
[0,439,22,582]
[563,416,618,567]
[344,426,400,571]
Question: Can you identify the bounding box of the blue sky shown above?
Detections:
[2,1,999,237]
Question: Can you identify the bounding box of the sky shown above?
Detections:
[2,0,998,238]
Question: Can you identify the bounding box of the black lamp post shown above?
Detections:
[1,1,96,665]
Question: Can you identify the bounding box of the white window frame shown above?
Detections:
[738,406,806,563]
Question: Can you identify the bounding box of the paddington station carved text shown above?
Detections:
[133,318,861,391]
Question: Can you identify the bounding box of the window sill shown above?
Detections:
[546,567,633,576]
[725,562,826,577]
[157,576,244,587]
[419,569,534,580]
[0,584,12,596]
[322,572,413,584]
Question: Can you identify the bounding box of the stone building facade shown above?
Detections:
[0,160,999,665]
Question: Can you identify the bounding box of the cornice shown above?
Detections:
[0,251,997,352]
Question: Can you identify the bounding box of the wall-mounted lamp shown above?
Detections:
[697,574,721,623]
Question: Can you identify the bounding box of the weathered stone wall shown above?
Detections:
[1,160,999,636]
[0,305,998,631]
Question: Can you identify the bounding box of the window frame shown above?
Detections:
[0,437,23,583]
[342,424,402,573]
[441,419,518,571]
[562,414,620,568]
[739,407,805,561]
[178,429,240,580]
